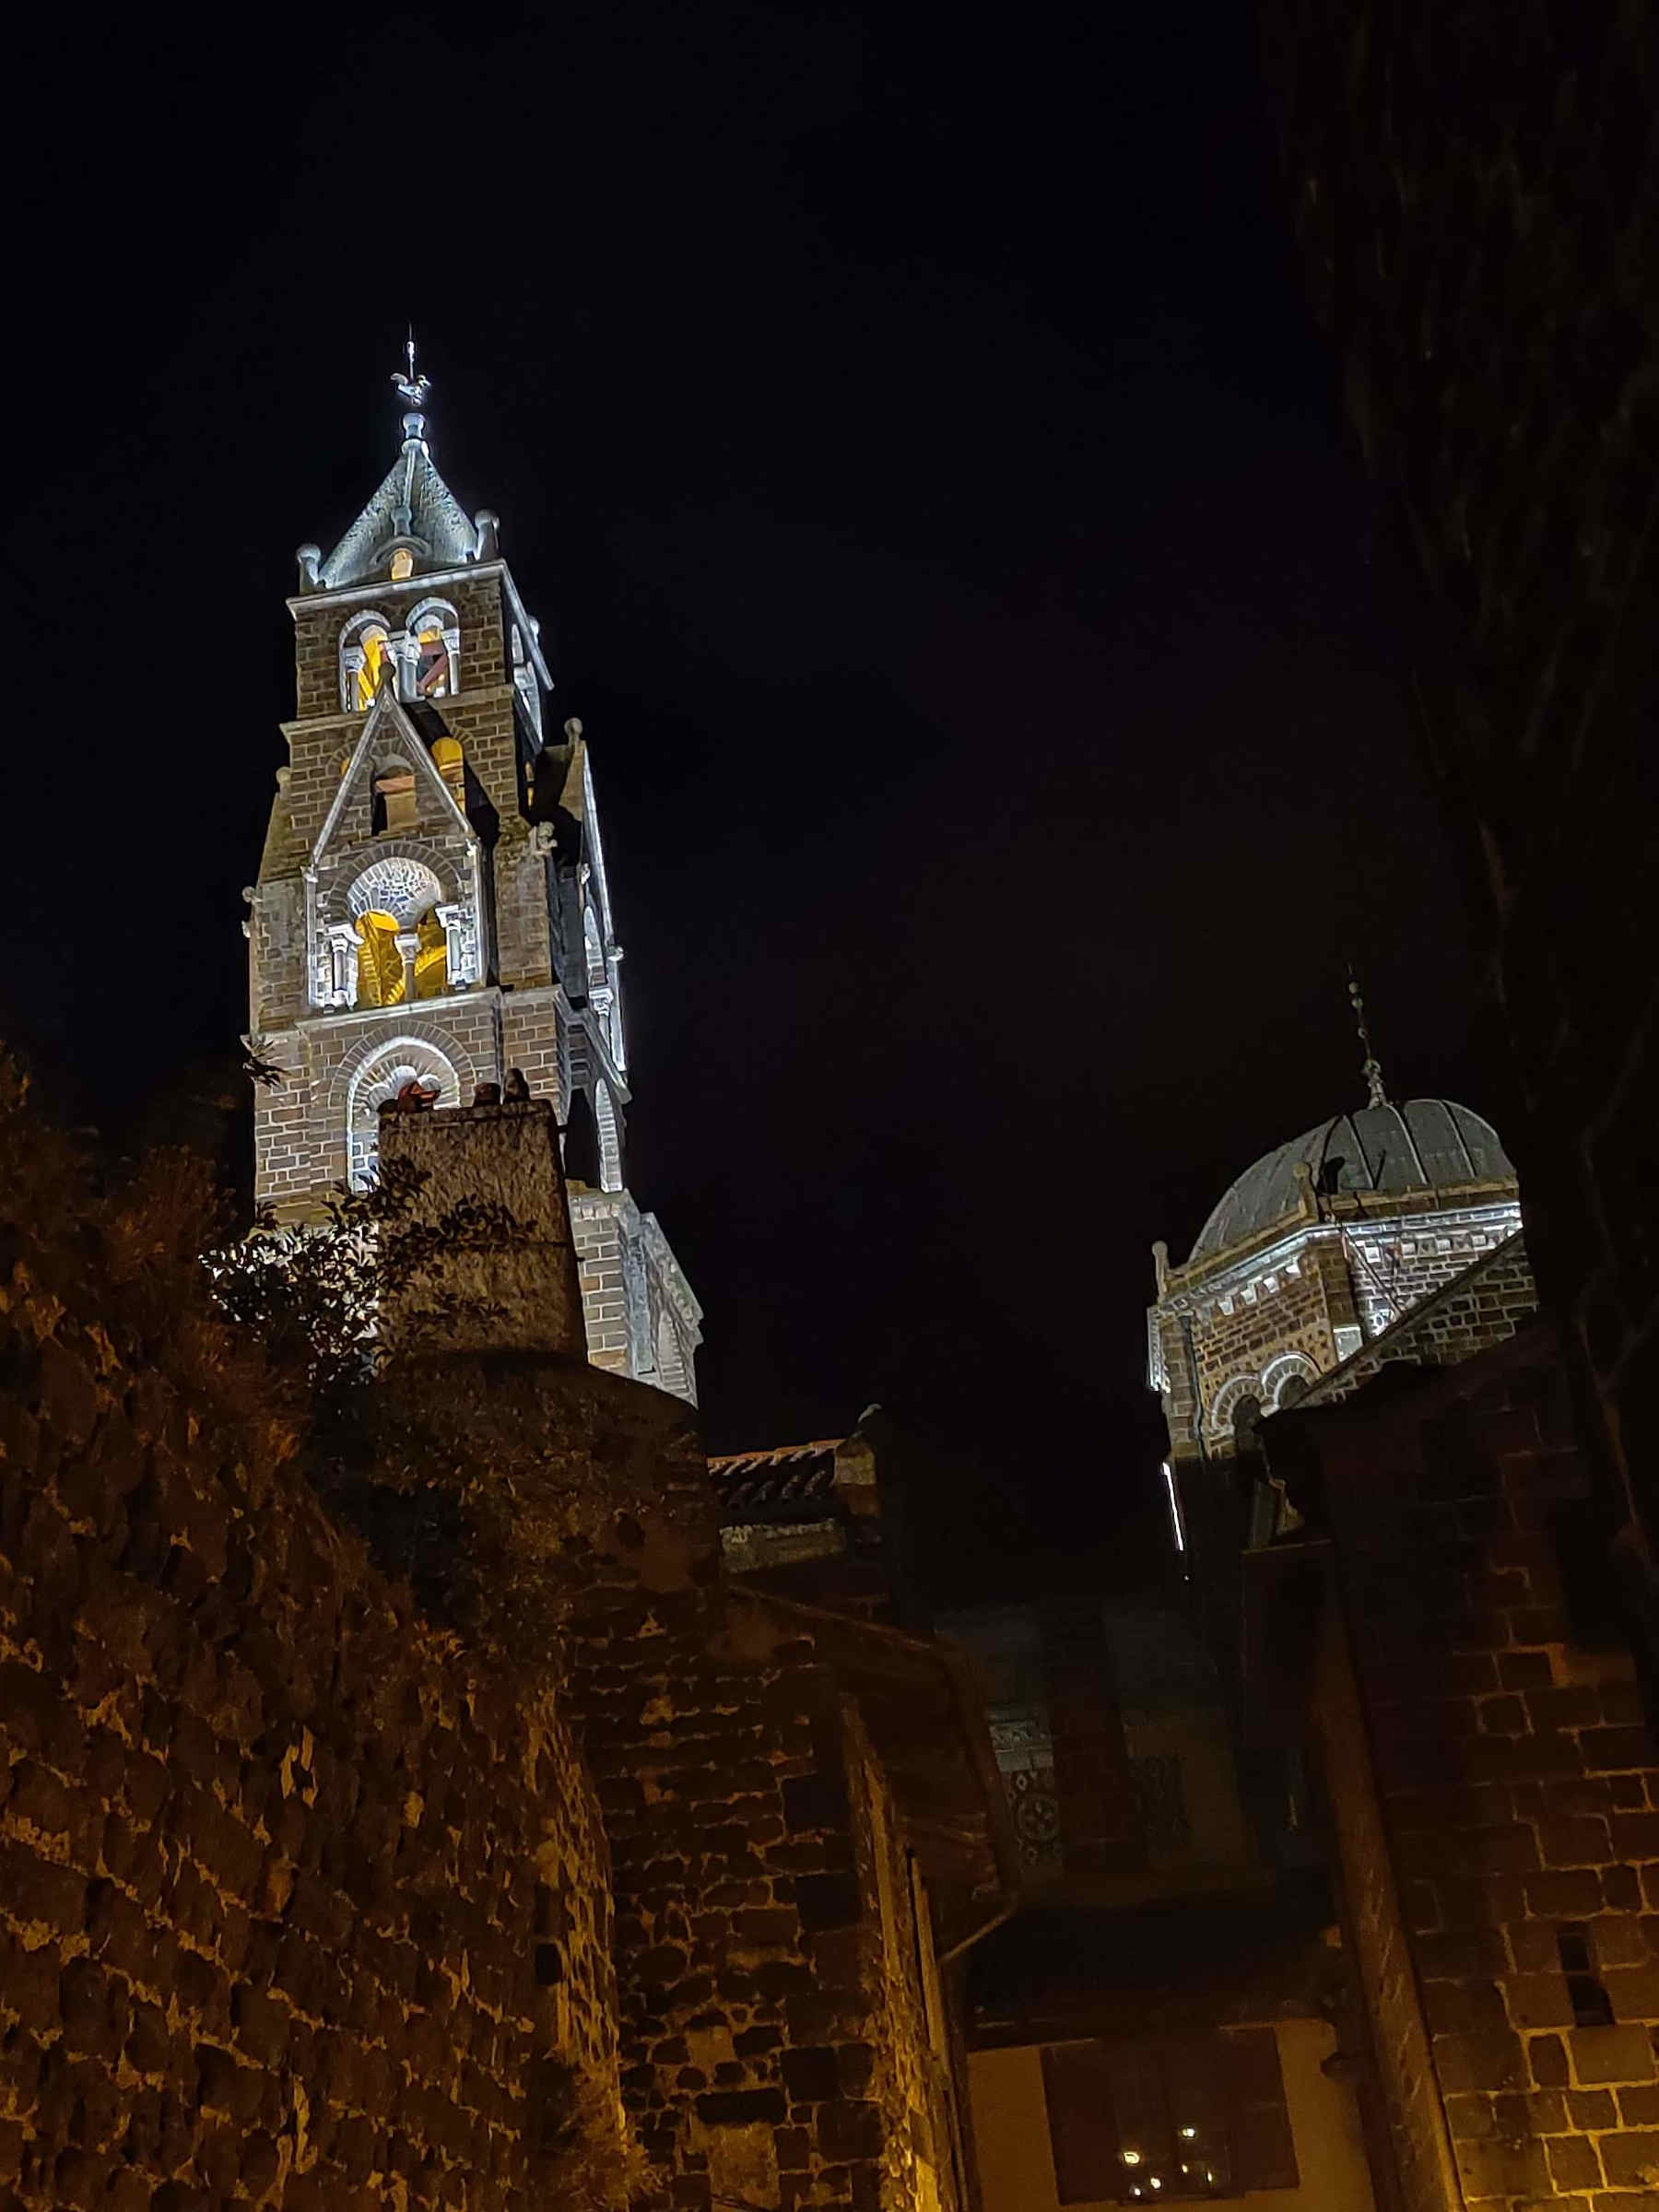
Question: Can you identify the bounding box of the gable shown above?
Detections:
[312,690,478,868]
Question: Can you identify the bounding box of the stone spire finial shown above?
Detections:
[1347,968,1390,1109]
[392,327,431,462]
[393,327,429,412]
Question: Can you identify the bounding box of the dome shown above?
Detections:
[1187,1099,1516,1265]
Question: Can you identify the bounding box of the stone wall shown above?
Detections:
[1300,1233,1539,1409]
[557,1490,966,2212]
[0,1134,618,2211]
[367,1105,978,2212]
[0,1085,977,2212]
[1156,1204,1522,1457]
[289,573,509,728]
[1272,1323,1659,2205]
[1310,1568,1463,2212]
[1179,1240,1347,1436]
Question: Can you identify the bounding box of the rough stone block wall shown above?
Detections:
[1290,1324,1659,2206]
[563,1553,960,2212]
[0,1147,618,2210]
[369,1343,968,2212]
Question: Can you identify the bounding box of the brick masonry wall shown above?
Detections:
[1281,1324,1659,2206]
[571,1193,631,1374]
[1158,1203,1522,1454]
[0,1162,618,2209]
[290,574,509,727]
[1186,1250,1343,1434]
[1342,1209,1527,1344]
[1300,1234,1540,1410]
[253,995,518,1217]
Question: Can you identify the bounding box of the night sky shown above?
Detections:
[4,8,1513,1578]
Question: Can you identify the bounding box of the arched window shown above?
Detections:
[1208,1375,1265,1442]
[347,857,450,1007]
[406,599,459,700]
[347,1038,461,1189]
[1263,1352,1320,1410]
[340,615,392,712]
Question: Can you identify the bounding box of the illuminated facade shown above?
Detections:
[244,359,700,1399]
[1147,1094,1520,1485]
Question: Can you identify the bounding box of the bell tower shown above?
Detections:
[244,349,701,1400]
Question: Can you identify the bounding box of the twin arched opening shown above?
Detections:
[339,601,460,712]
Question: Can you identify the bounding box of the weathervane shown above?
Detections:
[393,327,430,410]
[1347,967,1390,1110]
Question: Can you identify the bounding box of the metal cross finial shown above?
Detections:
[1347,967,1390,1110]
[393,326,430,410]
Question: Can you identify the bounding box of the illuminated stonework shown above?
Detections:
[1148,1097,1522,1475]
[247,372,700,1398]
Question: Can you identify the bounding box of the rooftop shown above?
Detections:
[1186,1097,1516,1267]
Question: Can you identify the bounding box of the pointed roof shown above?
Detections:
[310,344,487,590]
[319,437,481,589]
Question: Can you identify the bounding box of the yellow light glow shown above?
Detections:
[355,626,390,711]
[355,911,406,1006]
[390,547,414,581]
[1121,2151,1142,2167]
[1179,2128,1197,2141]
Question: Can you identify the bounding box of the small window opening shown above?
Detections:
[372,766,417,833]
[1559,1924,1615,2026]
[390,547,415,582]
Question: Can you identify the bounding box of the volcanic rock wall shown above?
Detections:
[1285,1324,1659,2206]
[0,1141,617,2210]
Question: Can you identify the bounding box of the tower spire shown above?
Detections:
[1347,967,1390,1109]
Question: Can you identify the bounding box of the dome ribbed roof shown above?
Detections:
[1188,1099,1515,1265]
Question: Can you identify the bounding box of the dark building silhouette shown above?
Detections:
[1260,0,1659,1619]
